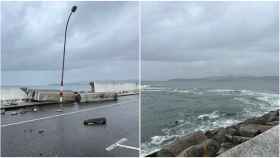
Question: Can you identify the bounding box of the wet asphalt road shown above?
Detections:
[1,96,139,157]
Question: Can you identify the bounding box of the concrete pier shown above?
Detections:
[219,125,279,157]
[1,88,138,110]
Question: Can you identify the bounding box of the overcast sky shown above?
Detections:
[1,1,138,85]
[142,1,279,80]
[1,1,279,85]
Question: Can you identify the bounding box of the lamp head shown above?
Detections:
[71,6,77,12]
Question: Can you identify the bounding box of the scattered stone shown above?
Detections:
[212,128,227,144]
[38,130,45,134]
[153,149,175,157]
[265,121,279,126]
[242,110,279,125]
[266,110,279,122]
[225,127,238,136]
[217,142,235,155]
[180,139,220,157]
[19,110,27,114]
[161,131,207,156]
[56,109,63,112]
[33,108,38,112]
[39,153,43,156]
[221,142,235,149]
[1,110,5,115]
[10,111,18,115]
[238,124,273,137]
[205,128,222,138]
[147,110,279,157]
[225,135,251,144]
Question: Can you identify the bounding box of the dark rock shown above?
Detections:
[212,128,227,144]
[153,149,175,157]
[162,131,207,156]
[266,110,279,122]
[221,142,235,149]
[265,121,279,126]
[242,110,279,125]
[1,110,5,115]
[180,139,220,157]
[217,142,235,155]
[225,127,238,135]
[225,135,250,144]
[205,128,222,138]
[10,111,18,115]
[19,110,27,114]
[38,130,44,134]
[238,124,272,137]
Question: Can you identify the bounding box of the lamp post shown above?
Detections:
[60,6,77,104]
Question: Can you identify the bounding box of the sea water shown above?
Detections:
[141,76,279,155]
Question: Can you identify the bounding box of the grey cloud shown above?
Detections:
[2,1,138,71]
[141,1,278,80]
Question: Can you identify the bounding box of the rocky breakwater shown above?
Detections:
[147,109,279,157]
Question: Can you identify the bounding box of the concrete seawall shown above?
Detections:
[219,125,279,157]
[1,89,138,110]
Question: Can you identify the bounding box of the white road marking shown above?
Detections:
[106,137,139,151]
[1,100,136,128]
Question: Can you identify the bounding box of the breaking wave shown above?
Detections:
[198,111,220,120]
[141,88,279,156]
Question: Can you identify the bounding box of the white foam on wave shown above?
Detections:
[141,134,178,156]
[207,89,241,93]
[142,86,170,92]
[198,110,220,120]
[0,87,28,101]
[172,89,190,93]
[94,82,137,92]
[212,119,240,128]
[150,135,177,145]
[233,97,255,105]
[234,91,279,114]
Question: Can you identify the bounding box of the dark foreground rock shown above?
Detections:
[179,139,220,157]
[146,109,279,157]
[238,124,272,137]
[159,131,207,156]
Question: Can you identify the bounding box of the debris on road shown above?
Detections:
[83,117,106,125]
[56,109,63,112]
[19,109,27,114]
[1,110,5,115]
[10,111,18,115]
[33,107,38,112]
[38,130,45,134]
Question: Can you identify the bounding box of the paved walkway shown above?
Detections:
[219,125,279,157]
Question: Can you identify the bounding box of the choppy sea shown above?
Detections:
[141,76,279,156]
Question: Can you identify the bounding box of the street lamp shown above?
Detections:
[60,5,77,104]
